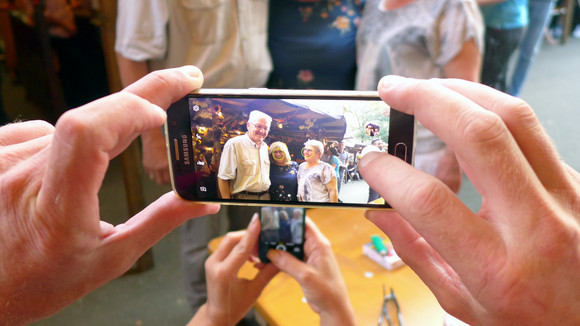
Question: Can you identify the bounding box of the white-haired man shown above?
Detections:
[218,110,273,200]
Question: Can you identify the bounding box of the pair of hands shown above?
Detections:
[360,76,580,324]
[0,67,220,325]
[189,215,356,326]
[3,65,579,325]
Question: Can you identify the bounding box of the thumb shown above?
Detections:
[100,193,220,266]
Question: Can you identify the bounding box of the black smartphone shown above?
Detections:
[165,88,415,209]
[258,206,305,263]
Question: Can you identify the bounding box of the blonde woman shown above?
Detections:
[268,141,299,201]
[297,140,338,203]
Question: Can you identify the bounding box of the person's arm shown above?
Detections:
[0,67,220,325]
[443,39,481,83]
[217,141,236,199]
[218,178,232,199]
[116,54,150,87]
[326,177,339,203]
[267,218,356,326]
[188,215,278,326]
[116,54,173,184]
[360,75,580,325]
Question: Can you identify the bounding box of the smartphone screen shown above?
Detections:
[259,206,305,263]
[165,89,415,209]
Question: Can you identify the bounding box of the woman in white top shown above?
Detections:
[297,140,338,203]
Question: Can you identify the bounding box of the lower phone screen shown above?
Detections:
[259,206,305,263]
[175,94,408,208]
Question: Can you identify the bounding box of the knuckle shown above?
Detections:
[113,91,155,118]
[294,267,315,285]
[55,110,93,143]
[147,69,176,91]
[223,230,242,242]
[405,178,451,218]
[533,209,579,258]
[204,256,216,274]
[499,96,536,123]
[456,109,508,147]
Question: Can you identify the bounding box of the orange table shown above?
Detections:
[209,208,444,325]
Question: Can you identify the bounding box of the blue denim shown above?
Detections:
[509,0,555,97]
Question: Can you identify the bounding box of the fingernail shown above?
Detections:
[358,151,382,169]
[181,65,202,78]
[378,75,404,92]
[249,213,258,226]
[266,249,280,260]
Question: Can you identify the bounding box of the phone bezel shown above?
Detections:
[165,88,416,210]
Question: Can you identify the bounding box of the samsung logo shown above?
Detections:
[181,135,190,165]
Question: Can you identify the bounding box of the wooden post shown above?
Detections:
[96,0,154,273]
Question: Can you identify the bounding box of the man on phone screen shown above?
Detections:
[217,110,272,201]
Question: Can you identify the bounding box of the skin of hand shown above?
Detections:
[434,147,463,194]
[267,218,356,326]
[359,76,580,325]
[188,214,278,326]
[0,66,220,325]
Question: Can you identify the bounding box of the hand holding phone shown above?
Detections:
[266,218,357,326]
[190,215,278,326]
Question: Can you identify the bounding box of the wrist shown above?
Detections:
[187,304,219,326]
[318,297,356,326]
[188,303,235,326]
[319,309,356,326]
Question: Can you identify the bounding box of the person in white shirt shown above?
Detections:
[115,0,271,184]
[114,0,272,315]
[218,110,272,200]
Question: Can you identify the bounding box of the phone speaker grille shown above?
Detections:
[174,139,180,161]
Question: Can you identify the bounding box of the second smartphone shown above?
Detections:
[259,206,305,263]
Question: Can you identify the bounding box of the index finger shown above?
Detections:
[37,66,204,234]
[210,214,260,265]
[123,65,203,109]
[377,76,548,226]
[434,78,571,193]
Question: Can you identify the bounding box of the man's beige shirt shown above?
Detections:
[115,0,271,88]
[218,134,271,194]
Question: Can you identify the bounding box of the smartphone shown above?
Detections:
[165,88,415,209]
[259,206,305,263]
